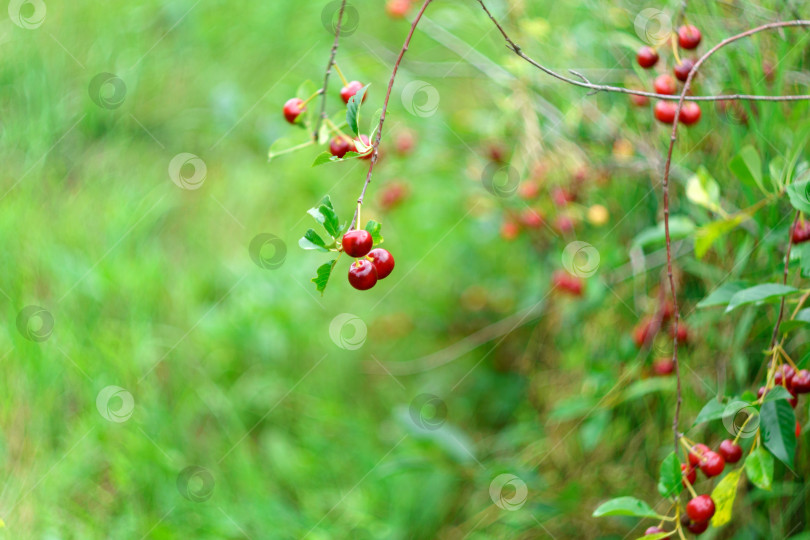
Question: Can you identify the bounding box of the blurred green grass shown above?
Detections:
[1,0,809,538]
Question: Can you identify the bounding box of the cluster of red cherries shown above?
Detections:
[633,302,690,349]
[342,230,395,290]
[633,24,703,126]
[759,363,810,407]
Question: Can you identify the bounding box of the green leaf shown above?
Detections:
[686,166,722,214]
[786,179,810,214]
[617,378,674,404]
[790,242,810,278]
[636,534,673,540]
[780,307,810,332]
[730,145,766,195]
[694,215,746,259]
[657,452,682,498]
[299,229,330,252]
[710,467,743,527]
[312,151,363,167]
[725,284,799,313]
[592,496,664,519]
[692,398,727,426]
[744,445,773,491]
[311,259,338,296]
[364,220,383,246]
[762,385,793,403]
[346,84,369,136]
[697,282,748,309]
[632,216,695,250]
[760,399,796,467]
[307,203,341,239]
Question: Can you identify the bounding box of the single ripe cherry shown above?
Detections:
[678,25,702,50]
[342,229,373,257]
[775,364,796,387]
[793,369,810,394]
[699,451,725,477]
[355,134,373,160]
[674,58,696,82]
[631,93,650,107]
[379,181,409,210]
[688,443,709,467]
[552,270,584,297]
[386,0,410,18]
[792,221,810,244]
[329,136,352,158]
[686,520,709,534]
[654,101,678,124]
[636,46,659,68]
[348,259,378,290]
[501,219,520,241]
[653,357,675,376]
[367,248,394,279]
[283,98,305,124]
[645,526,665,535]
[340,81,366,104]
[670,323,689,342]
[718,439,742,463]
[686,494,715,523]
[681,463,697,487]
[519,208,544,229]
[679,102,702,126]
[654,74,677,95]
[633,317,656,348]
[518,180,540,200]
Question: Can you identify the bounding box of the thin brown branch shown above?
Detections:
[312,0,347,141]
[770,210,801,347]
[476,1,810,103]
[349,0,434,230]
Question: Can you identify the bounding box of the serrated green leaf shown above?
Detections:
[346,84,369,136]
[762,385,793,403]
[760,399,796,467]
[710,467,743,527]
[692,398,727,426]
[299,229,330,252]
[311,259,338,296]
[745,445,773,491]
[657,452,682,498]
[364,220,383,246]
[592,496,664,519]
[307,202,341,239]
[725,284,799,313]
[320,195,334,209]
[697,282,748,309]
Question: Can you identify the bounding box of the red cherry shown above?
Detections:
[554,214,575,233]
[501,220,520,241]
[718,439,742,464]
[670,323,689,342]
[789,388,799,408]
[394,130,416,155]
[519,208,544,229]
[686,494,715,523]
[386,0,410,18]
[342,229,373,257]
[488,144,507,164]
[636,46,659,68]
[678,25,702,50]
[367,248,394,279]
[645,526,665,535]
[688,443,710,467]
[329,136,352,158]
[631,93,650,107]
[354,134,373,160]
[775,364,796,388]
[679,103,702,126]
[681,463,697,487]
[791,221,810,244]
[674,58,696,82]
[552,270,583,297]
[686,519,709,534]
[283,98,305,124]
[348,259,378,290]
[340,81,366,104]
[793,370,810,394]
[654,74,677,96]
[699,451,725,477]
[653,358,675,376]
[660,301,675,322]
[633,318,657,348]
[551,187,575,206]
[518,180,540,200]
[379,181,409,210]
[654,101,678,124]
[757,386,768,399]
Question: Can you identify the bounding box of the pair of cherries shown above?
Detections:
[644,494,715,536]
[282,80,367,124]
[342,230,395,290]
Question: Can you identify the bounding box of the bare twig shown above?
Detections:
[313,0,347,141]
[349,0,434,230]
[771,210,801,347]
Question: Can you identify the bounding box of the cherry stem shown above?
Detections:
[732,414,756,446]
[671,33,682,65]
[313,0,347,141]
[334,63,350,87]
[349,0,434,231]
[300,89,323,108]
[325,118,353,144]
